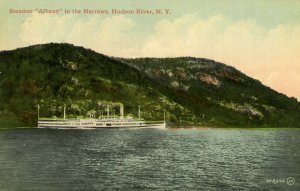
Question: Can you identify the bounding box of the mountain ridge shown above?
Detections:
[0,43,299,128]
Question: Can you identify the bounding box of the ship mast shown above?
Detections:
[120,103,124,119]
[138,105,141,119]
[107,105,110,118]
[37,104,40,128]
[37,104,40,120]
[63,105,66,120]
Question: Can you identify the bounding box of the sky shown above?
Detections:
[1,0,300,100]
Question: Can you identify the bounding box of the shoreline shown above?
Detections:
[168,126,300,130]
[0,126,299,130]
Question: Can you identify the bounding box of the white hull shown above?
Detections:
[38,118,166,129]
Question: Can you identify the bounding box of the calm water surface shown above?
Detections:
[0,128,299,191]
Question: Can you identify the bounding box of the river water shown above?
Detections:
[0,128,299,191]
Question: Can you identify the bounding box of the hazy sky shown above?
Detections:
[1,0,300,100]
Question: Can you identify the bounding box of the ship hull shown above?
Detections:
[38,119,166,129]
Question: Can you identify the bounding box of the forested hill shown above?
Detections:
[0,43,299,128]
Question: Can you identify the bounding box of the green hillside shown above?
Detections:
[0,43,299,128]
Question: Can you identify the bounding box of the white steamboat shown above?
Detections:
[38,103,165,129]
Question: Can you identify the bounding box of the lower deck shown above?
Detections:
[38,119,165,129]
